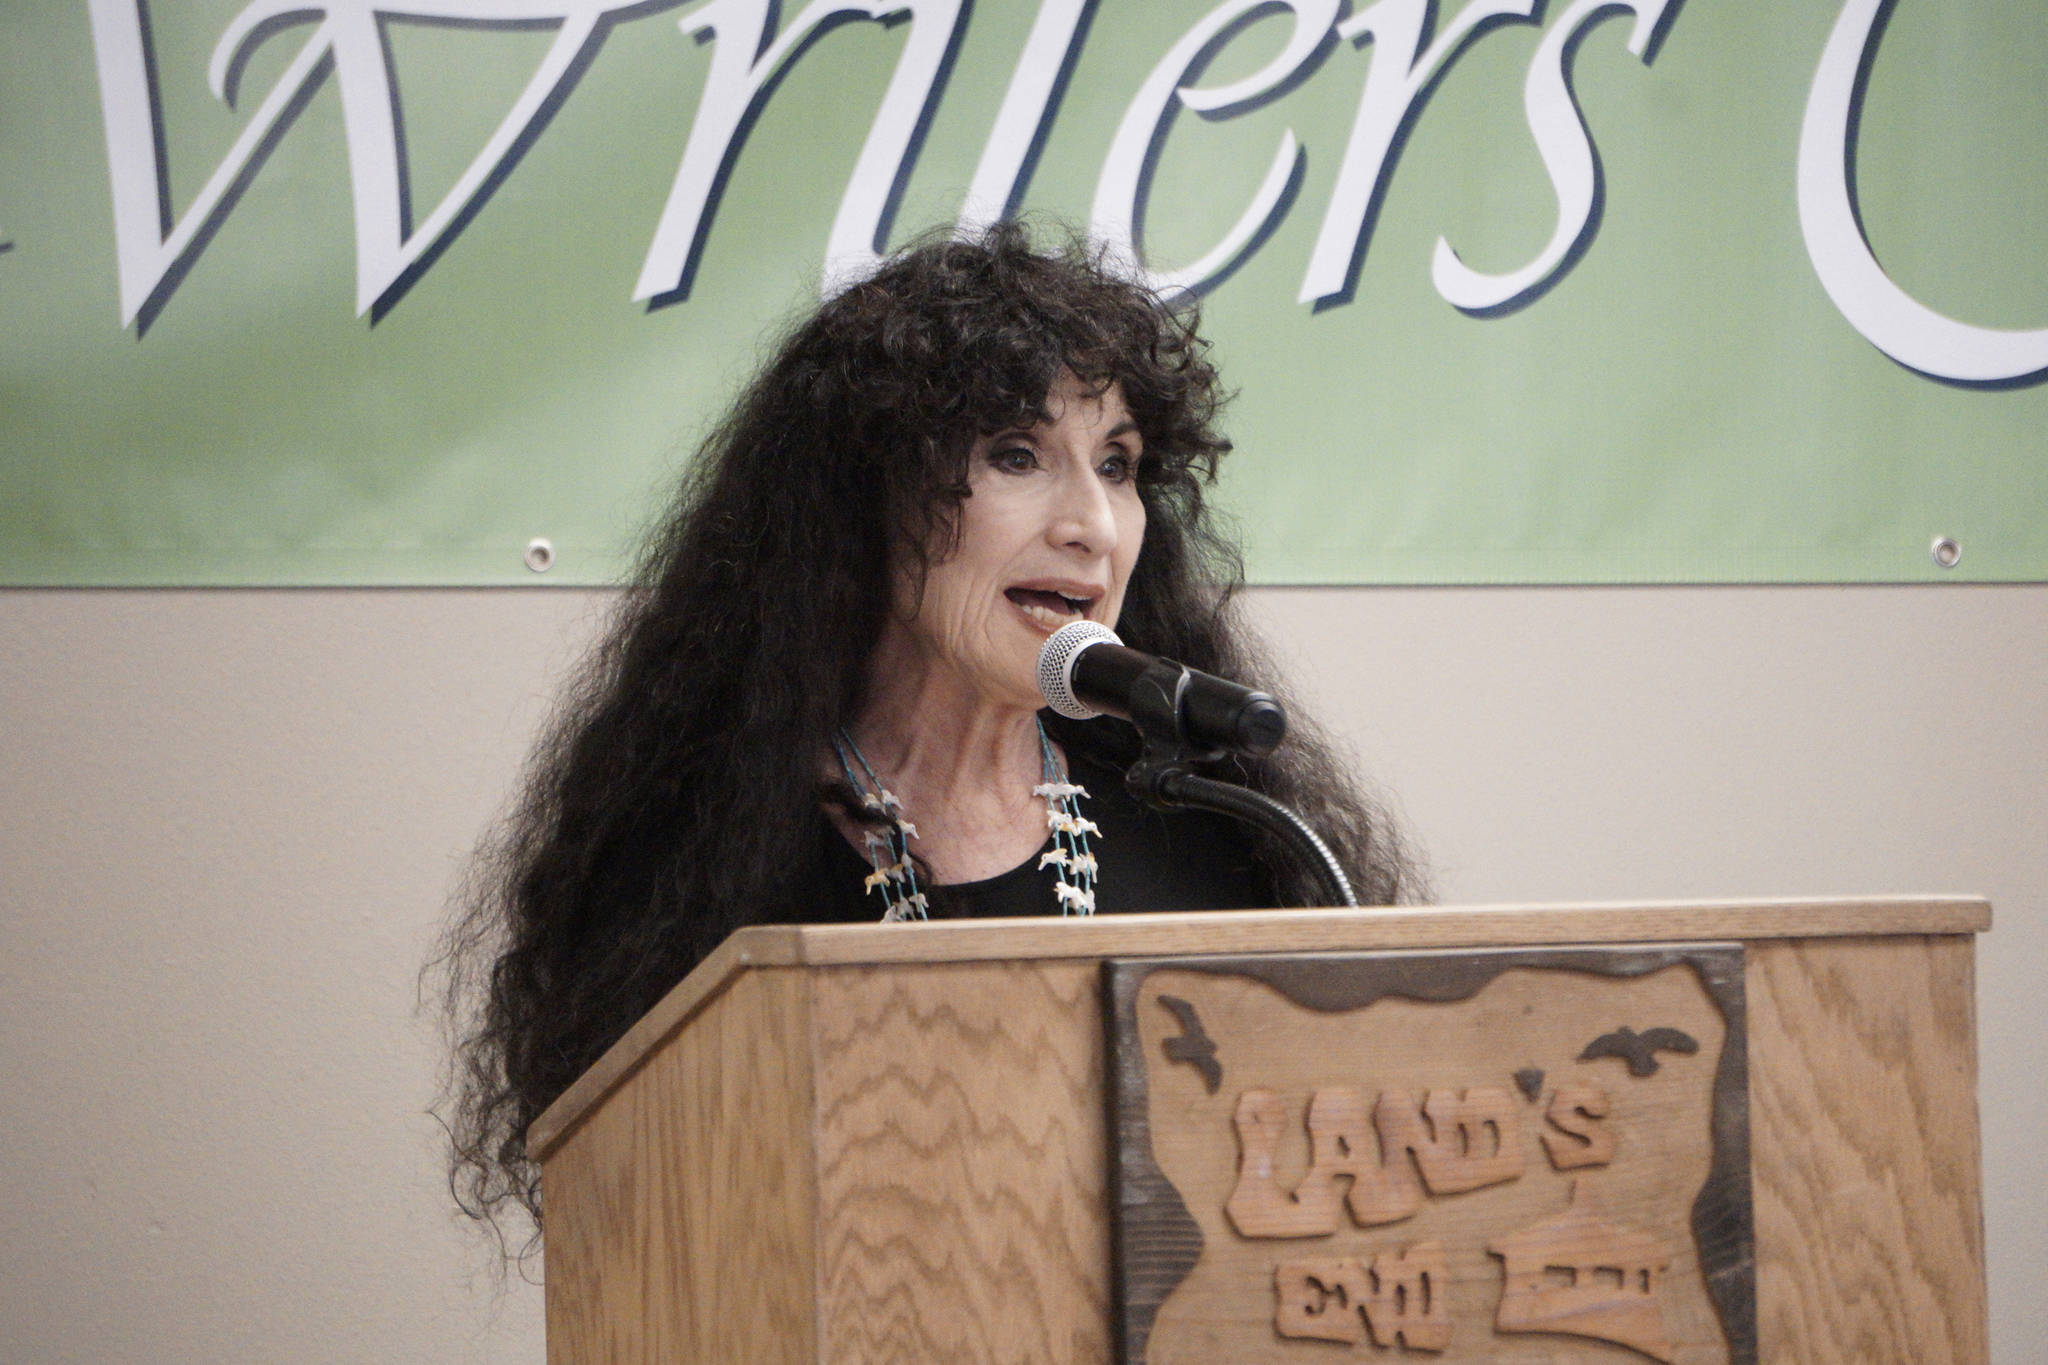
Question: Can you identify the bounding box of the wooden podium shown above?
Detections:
[528,897,1989,1364]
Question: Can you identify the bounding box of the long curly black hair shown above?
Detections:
[436,223,1420,1244]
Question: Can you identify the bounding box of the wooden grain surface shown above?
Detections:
[542,967,820,1365]
[1129,959,1736,1363]
[529,897,1988,1158]
[533,918,1988,1365]
[778,899,1987,970]
[808,961,1113,1364]
[1748,936,1987,1365]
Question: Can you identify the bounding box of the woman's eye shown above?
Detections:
[993,445,1038,472]
[1099,451,1137,483]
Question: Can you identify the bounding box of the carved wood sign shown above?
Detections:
[1104,946,1753,1364]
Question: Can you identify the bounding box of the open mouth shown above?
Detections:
[1005,587,1094,630]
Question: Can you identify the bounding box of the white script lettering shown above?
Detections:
[1432,0,1673,313]
[89,0,636,328]
[633,0,964,302]
[957,0,1092,234]
[1798,0,2048,382]
[83,0,2042,390]
[1091,0,1339,297]
[1298,0,1539,307]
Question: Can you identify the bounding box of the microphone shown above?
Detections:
[1036,621,1286,756]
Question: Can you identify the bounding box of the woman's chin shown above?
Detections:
[980,653,1057,715]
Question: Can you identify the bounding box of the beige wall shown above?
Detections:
[2,585,2040,1362]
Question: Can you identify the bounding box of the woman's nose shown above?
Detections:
[1049,462,1118,555]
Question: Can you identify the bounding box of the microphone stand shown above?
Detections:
[1118,657,1358,909]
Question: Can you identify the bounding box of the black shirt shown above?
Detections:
[803,741,1280,922]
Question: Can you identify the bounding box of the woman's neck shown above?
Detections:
[839,632,1052,884]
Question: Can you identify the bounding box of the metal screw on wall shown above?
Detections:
[525,538,556,573]
[1929,536,1961,570]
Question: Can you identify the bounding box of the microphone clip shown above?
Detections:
[1119,657,1359,909]
[1122,657,1225,811]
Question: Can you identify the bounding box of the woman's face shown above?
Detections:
[890,371,1147,711]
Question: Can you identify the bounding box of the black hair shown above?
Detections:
[434,222,1420,1247]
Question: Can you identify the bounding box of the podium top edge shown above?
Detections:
[526,895,1986,1161]
[727,894,1990,969]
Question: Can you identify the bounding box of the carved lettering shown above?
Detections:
[1226,1086,1429,1236]
[1228,1085,1525,1236]
[1227,1088,1343,1237]
[1377,1087,1524,1194]
[1275,1242,1451,1351]
[1274,1256,1372,1342]
[1364,1241,1453,1351]
[1541,1082,1614,1170]
[1303,1086,1428,1227]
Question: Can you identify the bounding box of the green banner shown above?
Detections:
[2,0,2043,585]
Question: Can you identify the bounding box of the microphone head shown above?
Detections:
[1037,620,1120,719]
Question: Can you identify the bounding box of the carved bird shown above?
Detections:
[1577,1026,1700,1077]
[862,861,907,892]
[1158,994,1222,1094]
[878,891,930,923]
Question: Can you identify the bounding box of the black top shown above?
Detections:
[803,740,1280,923]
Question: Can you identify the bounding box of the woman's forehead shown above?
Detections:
[984,371,1131,433]
[1048,374,1131,424]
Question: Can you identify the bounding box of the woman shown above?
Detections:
[440,223,1418,1238]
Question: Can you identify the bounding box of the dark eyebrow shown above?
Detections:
[1106,421,1141,443]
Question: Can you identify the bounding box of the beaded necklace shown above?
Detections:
[832,718,1099,921]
